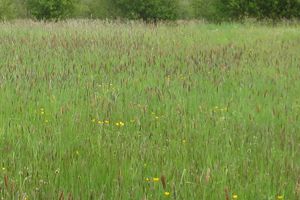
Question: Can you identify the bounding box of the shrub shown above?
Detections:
[112,0,180,21]
[26,0,76,20]
[223,0,300,20]
[0,0,15,20]
[192,0,300,21]
[192,0,230,22]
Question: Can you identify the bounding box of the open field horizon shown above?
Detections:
[0,20,300,199]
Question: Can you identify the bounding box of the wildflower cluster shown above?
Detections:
[92,118,128,128]
[38,107,49,123]
[145,176,171,197]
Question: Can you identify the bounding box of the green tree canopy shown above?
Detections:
[193,0,300,21]
[112,0,180,21]
[26,0,76,20]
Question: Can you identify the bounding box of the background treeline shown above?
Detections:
[1,0,300,21]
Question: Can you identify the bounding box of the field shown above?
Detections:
[0,20,300,200]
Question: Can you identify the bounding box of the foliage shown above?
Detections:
[223,0,300,20]
[0,0,15,20]
[26,0,76,20]
[192,0,228,21]
[192,0,300,21]
[112,0,180,21]
[87,0,120,19]
[178,0,194,19]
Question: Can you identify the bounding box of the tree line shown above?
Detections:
[1,0,300,21]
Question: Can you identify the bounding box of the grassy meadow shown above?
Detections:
[0,20,300,200]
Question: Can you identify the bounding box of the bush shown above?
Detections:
[223,0,300,20]
[112,0,180,21]
[0,0,15,20]
[193,0,300,21]
[86,0,120,19]
[192,0,229,22]
[254,0,300,19]
[26,0,76,20]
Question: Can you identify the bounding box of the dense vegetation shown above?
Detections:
[193,0,300,21]
[0,20,300,200]
[1,0,300,21]
[26,0,75,20]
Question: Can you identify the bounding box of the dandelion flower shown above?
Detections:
[233,194,238,199]
[277,195,284,200]
[115,122,120,126]
[104,120,109,124]
[120,122,125,127]
[153,177,160,182]
[164,192,170,196]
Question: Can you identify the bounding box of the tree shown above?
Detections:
[192,0,300,21]
[112,0,179,21]
[192,0,230,21]
[26,0,76,20]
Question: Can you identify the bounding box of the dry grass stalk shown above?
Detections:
[59,191,64,200]
[161,175,167,190]
[4,175,9,190]
[225,188,230,200]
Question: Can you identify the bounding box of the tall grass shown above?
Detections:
[0,20,300,199]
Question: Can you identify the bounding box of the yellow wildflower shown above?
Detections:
[153,177,160,182]
[277,195,284,200]
[233,194,238,199]
[115,122,120,126]
[98,121,103,124]
[119,122,125,127]
[92,119,96,123]
[164,192,170,196]
[104,120,109,124]
[145,178,150,182]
